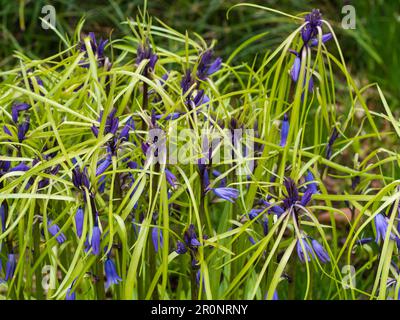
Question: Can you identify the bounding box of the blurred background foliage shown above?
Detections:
[0,0,399,107]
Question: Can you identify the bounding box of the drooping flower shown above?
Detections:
[289,50,301,82]
[296,237,315,263]
[263,218,269,236]
[17,117,30,142]
[119,116,135,142]
[283,178,299,209]
[66,287,76,300]
[66,280,77,300]
[152,227,163,253]
[136,39,158,72]
[10,162,30,172]
[175,241,188,254]
[326,127,339,159]
[5,253,17,281]
[197,49,222,80]
[185,225,202,248]
[209,187,239,203]
[301,9,323,44]
[165,168,177,188]
[356,237,373,246]
[48,220,67,244]
[154,112,181,121]
[310,33,333,47]
[310,238,330,263]
[299,188,313,207]
[374,213,395,243]
[79,32,108,68]
[92,108,119,138]
[104,257,122,289]
[96,154,112,177]
[11,103,31,123]
[181,70,195,95]
[262,200,286,217]
[248,208,264,220]
[0,202,7,232]
[86,217,102,255]
[305,171,318,194]
[279,114,289,147]
[75,207,84,238]
[72,165,91,191]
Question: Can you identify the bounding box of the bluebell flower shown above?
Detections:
[66,287,76,300]
[248,208,264,220]
[210,187,239,203]
[72,165,91,191]
[136,39,158,72]
[190,90,209,110]
[296,237,314,263]
[248,236,256,245]
[165,168,177,188]
[184,224,202,248]
[356,237,373,246]
[154,112,181,121]
[175,241,188,254]
[262,201,286,216]
[263,218,269,236]
[289,50,301,82]
[310,33,333,47]
[283,178,299,209]
[91,109,119,139]
[86,217,102,255]
[301,9,323,44]
[3,125,12,137]
[212,170,227,187]
[197,49,222,80]
[11,103,30,123]
[181,70,195,95]
[176,225,203,259]
[299,188,313,207]
[96,154,112,177]
[17,117,30,142]
[91,225,101,255]
[9,162,30,172]
[374,213,395,243]
[0,202,7,232]
[5,253,16,281]
[273,290,279,300]
[279,114,289,147]
[351,176,360,190]
[305,171,318,194]
[119,116,135,142]
[66,280,77,300]
[104,257,122,289]
[0,159,11,176]
[152,227,163,253]
[289,49,313,94]
[79,32,108,68]
[326,128,339,159]
[75,207,84,238]
[48,220,66,244]
[310,238,330,263]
